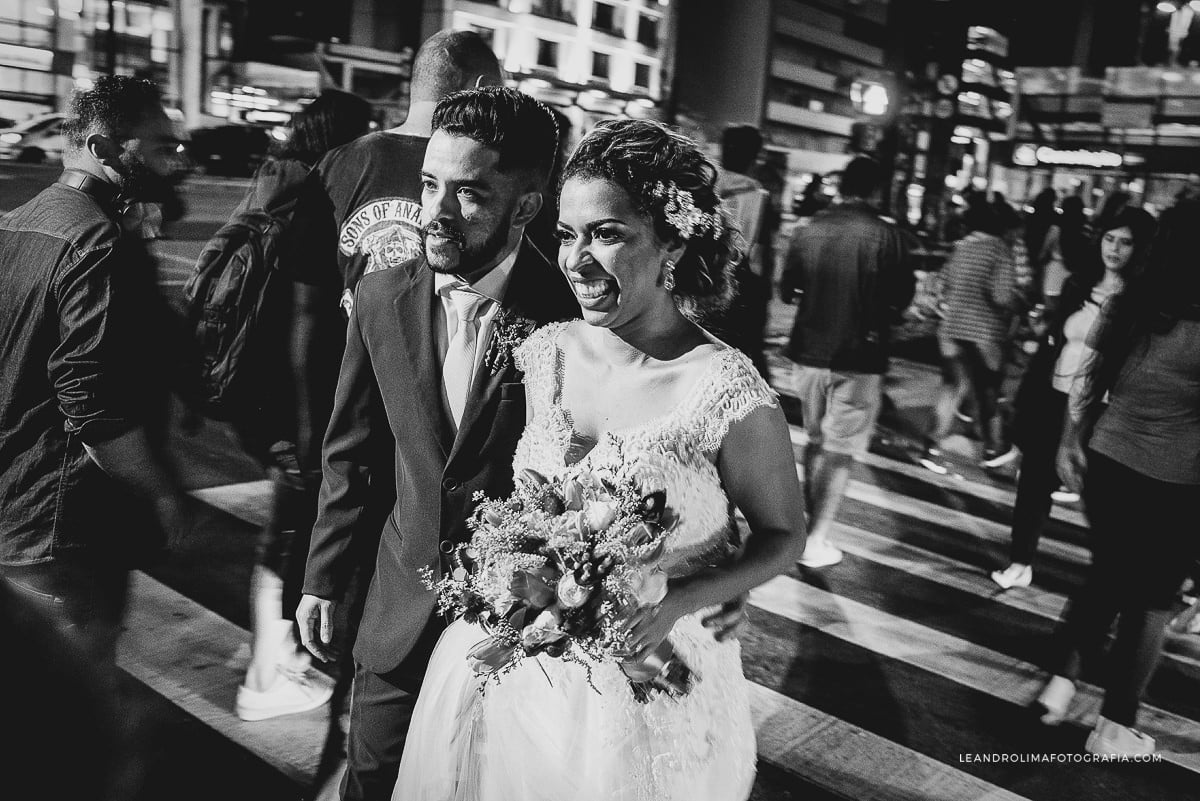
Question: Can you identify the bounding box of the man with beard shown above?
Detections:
[296,87,579,801]
[0,76,192,679]
[254,31,504,785]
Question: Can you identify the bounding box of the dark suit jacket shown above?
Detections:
[302,237,579,673]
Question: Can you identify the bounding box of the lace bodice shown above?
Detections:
[513,321,779,577]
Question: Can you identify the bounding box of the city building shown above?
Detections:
[0,0,195,124]
[0,0,418,134]
[997,1,1200,212]
[230,0,418,128]
[672,0,897,203]
[887,3,1016,229]
[419,0,675,150]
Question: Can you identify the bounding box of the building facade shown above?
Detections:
[673,0,897,200]
[420,0,675,151]
[0,0,419,132]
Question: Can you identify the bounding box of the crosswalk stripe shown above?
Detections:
[749,575,1200,773]
[785,424,1090,531]
[749,683,1032,801]
[190,480,271,527]
[836,473,1093,567]
[832,517,1200,673]
[830,520,1068,619]
[117,570,1036,799]
[116,571,326,785]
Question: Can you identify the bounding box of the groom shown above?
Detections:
[295,87,579,800]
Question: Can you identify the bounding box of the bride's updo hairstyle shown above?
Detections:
[561,119,741,322]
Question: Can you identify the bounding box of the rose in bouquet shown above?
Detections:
[422,463,695,701]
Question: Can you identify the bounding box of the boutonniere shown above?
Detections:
[485,309,538,375]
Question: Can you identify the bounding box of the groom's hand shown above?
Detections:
[701,594,749,642]
[297,594,338,662]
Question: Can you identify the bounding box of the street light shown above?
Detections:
[851,80,889,116]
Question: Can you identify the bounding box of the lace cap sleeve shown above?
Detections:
[514,320,569,411]
[693,348,780,453]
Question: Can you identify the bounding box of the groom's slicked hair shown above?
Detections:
[431,87,559,189]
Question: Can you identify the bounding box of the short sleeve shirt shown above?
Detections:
[289,131,428,316]
[1090,310,1200,484]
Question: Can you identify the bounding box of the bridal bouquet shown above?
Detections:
[423,464,695,701]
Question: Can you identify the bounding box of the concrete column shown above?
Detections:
[179,0,203,127]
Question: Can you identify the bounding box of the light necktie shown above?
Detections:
[443,286,487,428]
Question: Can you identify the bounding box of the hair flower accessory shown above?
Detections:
[651,181,724,241]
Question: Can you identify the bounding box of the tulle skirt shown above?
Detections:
[392,615,756,801]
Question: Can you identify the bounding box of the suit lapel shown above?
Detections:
[392,257,452,458]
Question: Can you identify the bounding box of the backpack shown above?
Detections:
[183,192,299,426]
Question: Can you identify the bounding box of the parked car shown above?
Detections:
[0,113,66,163]
[184,124,272,177]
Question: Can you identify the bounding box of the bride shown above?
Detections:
[392,119,807,801]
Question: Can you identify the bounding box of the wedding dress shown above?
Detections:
[392,321,778,801]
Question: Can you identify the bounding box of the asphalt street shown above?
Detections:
[3,162,1200,800]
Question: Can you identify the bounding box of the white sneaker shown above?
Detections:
[1035,675,1076,725]
[1085,716,1156,757]
[236,668,334,722]
[798,540,844,568]
[991,563,1032,590]
[1051,487,1080,504]
[982,446,1020,469]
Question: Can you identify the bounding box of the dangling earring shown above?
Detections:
[663,260,676,292]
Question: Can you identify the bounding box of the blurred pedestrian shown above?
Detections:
[781,156,914,568]
[1,577,135,799]
[1023,188,1058,297]
[1038,195,1088,316]
[1092,189,1132,232]
[794,173,829,219]
[0,76,193,678]
[919,202,1023,473]
[1037,199,1200,757]
[713,124,773,377]
[992,207,1155,590]
[232,88,373,725]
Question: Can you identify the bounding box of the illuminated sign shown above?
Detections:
[1013,144,1125,168]
[967,26,1009,58]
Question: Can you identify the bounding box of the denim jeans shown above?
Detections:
[2,558,129,671]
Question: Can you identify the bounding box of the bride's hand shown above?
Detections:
[621,586,695,664]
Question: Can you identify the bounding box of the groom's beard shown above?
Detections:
[422,217,512,276]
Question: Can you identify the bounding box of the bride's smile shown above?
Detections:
[556,176,685,329]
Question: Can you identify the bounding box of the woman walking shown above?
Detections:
[992,207,1156,589]
[919,203,1023,472]
[1035,200,1200,756]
